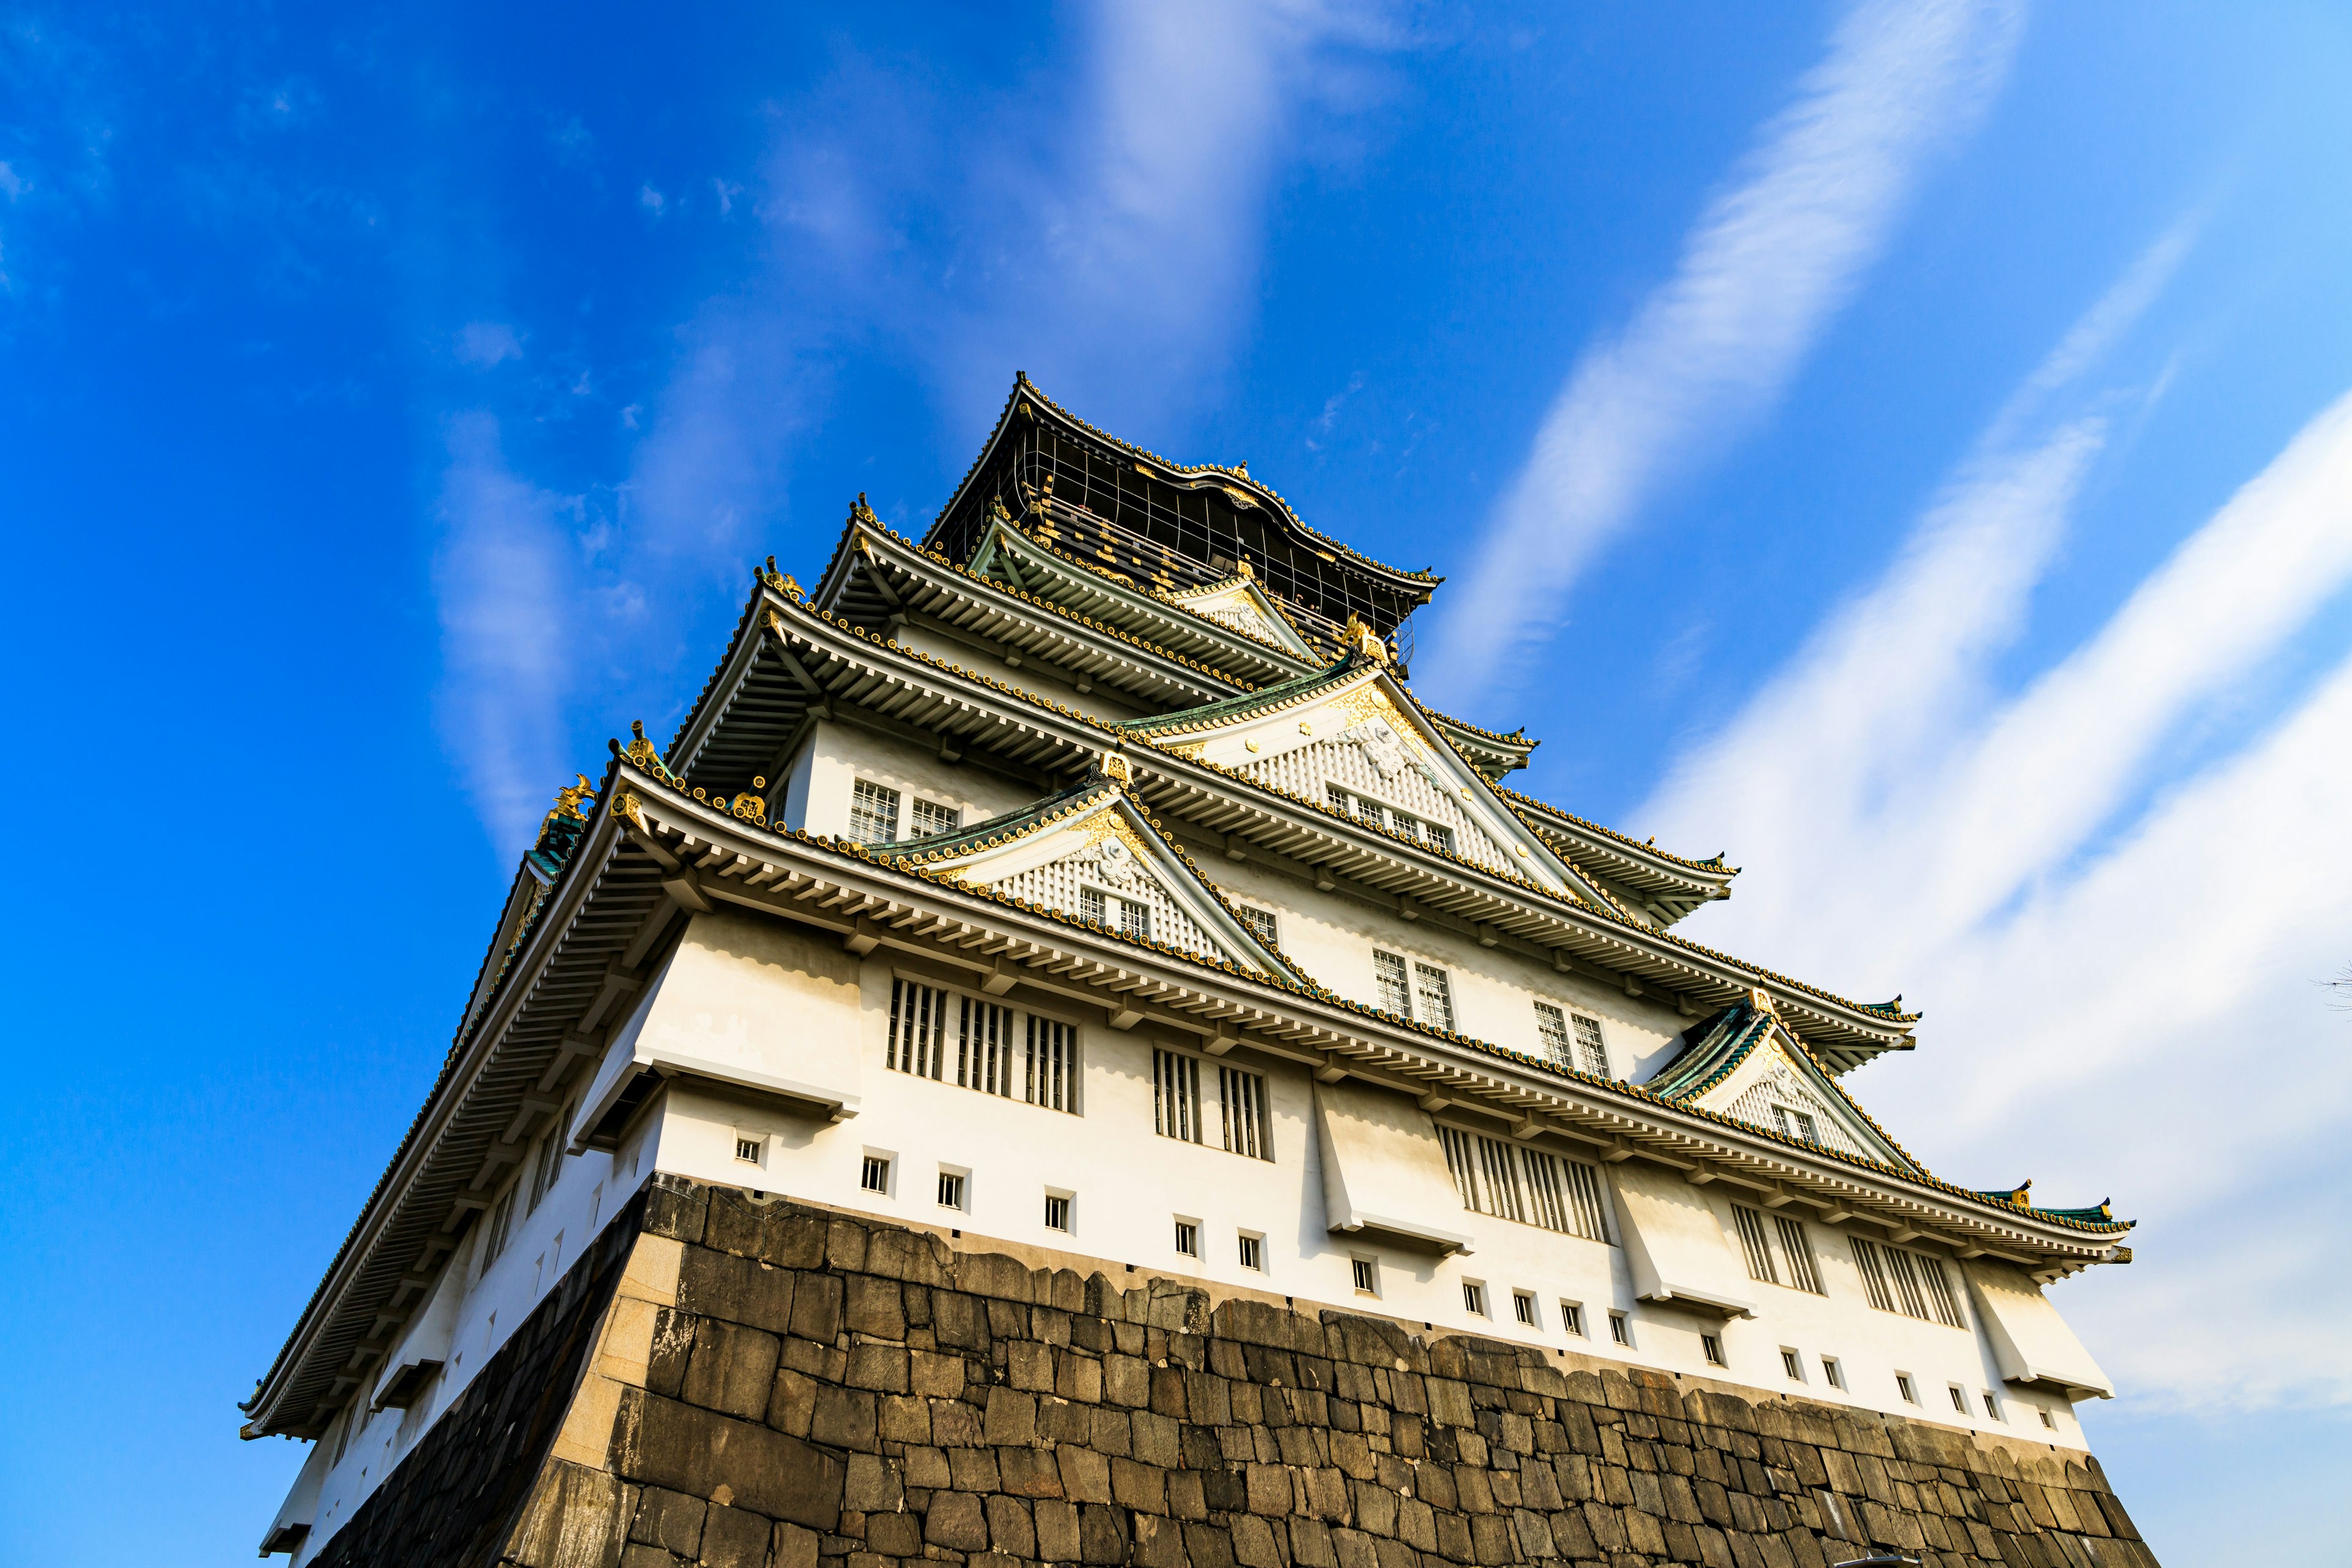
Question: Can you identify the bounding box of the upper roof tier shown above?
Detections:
[924,374,1439,650]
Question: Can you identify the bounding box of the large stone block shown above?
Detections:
[609,1389,844,1531]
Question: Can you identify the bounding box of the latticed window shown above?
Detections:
[849,778,900,843]
[1235,905,1278,946]
[1773,1104,1820,1144]
[1534,1003,1571,1066]
[1219,1066,1270,1160]
[1733,1205,1780,1284]
[1153,1049,1202,1142]
[909,797,959,837]
[957,997,1016,1098]
[1438,1126,1528,1224]
[1572,1013,1610,1076]
[1414,962,1454,1031]
[1080,886,1151,941]
[1373,950,1412,1015]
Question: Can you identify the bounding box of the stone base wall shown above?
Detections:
[306,1175,2158,1568]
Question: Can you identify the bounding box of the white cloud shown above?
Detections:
[432,412,575,856]
[1634,224,2352,1404]
[1426,0,2024,709]
[453,320,522,369]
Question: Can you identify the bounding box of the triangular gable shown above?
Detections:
[903,785,1303,982]
[1647,998,1920,1172]
[1162,570,1321,660]
[1125,660,1607,906]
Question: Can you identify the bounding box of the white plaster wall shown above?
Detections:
[891,621,1152,726]
[637,946,2088,1451]
[780,720,1042,841]
[1196,850,1692,1082]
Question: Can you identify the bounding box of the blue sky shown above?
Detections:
[5,3,2350,1561]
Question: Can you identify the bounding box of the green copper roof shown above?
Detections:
[1118,655,1365,735]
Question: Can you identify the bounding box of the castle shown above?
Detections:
[246,377,2152,1567]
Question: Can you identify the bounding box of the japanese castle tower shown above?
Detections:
[247,377,2153,1568]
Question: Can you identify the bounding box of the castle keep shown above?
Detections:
[247,377,2150,1567]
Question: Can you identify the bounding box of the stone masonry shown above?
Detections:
[304,1175,2158,1568]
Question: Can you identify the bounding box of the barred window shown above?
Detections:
[1850,1236,1897,1313]
[1917,1254,1966,1327]
[957,995,1017,1099]
[861,1155,891,1194]
[1534,1002,1572,1066]
[891,978,1076,1115]
[1427,823,1455,854]
[1413,963,1454,1031]
[1438,1126,1526,1224]
[1153,1049,1203,1142]
[481,1182,517,1267]
[1235,904,1279,946]
[1560,1301,1585,1337]
[1373,950,1412,1016]
[1572,1013,1610,1076]
[909,797,959,837]
[850,778,900,843]
[1521,1150,1611,1243]
[1850,1237,1961,1325]
[1219,1066,1270,1161]
[888,979,951,1079]
[1328,784,1451,850]
[1732,1204,1780,1284]
[1775,1215,1825,1295]
[1025,1016,1077,1113]
[1773,1104,1820,1144]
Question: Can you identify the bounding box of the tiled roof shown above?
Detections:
[615,765,2128,1237]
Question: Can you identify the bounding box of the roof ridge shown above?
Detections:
[1001,519,1325,660]
[1495,780,1734,876]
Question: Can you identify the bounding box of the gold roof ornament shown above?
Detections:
[851,492,879,527]
[545,773,595,825]
[1233,558,1256,581]
[623,720,677,783]
[989,494,1012,522]
[1749,986,1778,1016]
[1341,613,1390,666]
[1101,752,1133,785]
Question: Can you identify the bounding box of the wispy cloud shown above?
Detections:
[431,412,576,855]
[430,6,1396,851]
[1637,223,2352,1404]
[1426,0,2024,708]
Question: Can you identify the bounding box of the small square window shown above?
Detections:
[1948,1385,1968,1415]
[861,1155,891,1195]
[734,1137,763,1165]
[1560,1301,1586,1338]
[1609,1312,1632,1348]
[1236,905,1279,946]
[1896,1373,1918,1404]
[937,1170,967,1210]
[1701,1333,1725,1368]
[1462,1280,1487,1316]
[1044,1192,1071,1232]
[1373,950,1412,1016]
[1174,1219,1199,1257]
[1238,1233,1264,1272]
[1534,1002,1572,1066]
[1512,1291,1538,1327]
[1781,1348,1803,1381]
[1570,1013,1609,1077]
[2038,1408,2057,1431]
[1822,1356,1844,1390]
[1982,1391,2002,1422]
[1351,1256,1379,1297]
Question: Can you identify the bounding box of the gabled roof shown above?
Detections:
[892,778,1308,984]
[1117,651,1615,911]
[1643,998,1922,1175]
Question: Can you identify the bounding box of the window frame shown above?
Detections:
[888,973,1083,1116]
[908,796,960,838]
[849,777,902,844]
